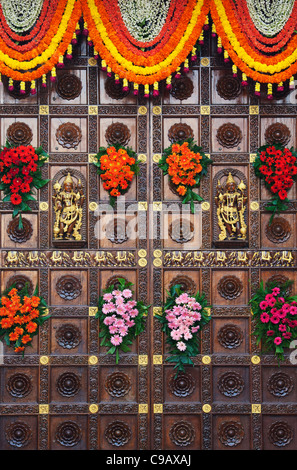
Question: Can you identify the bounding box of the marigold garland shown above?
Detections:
[93,144,139,206]
[1,0,297,89]
[0,283,50,355]
[253,143,297,223]
[158,138,211,213]
[0,141,50,228]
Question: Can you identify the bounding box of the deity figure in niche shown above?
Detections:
[53,172,85,241]
[215,172,247,242]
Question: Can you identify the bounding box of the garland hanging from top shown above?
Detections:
[1,0,297,96]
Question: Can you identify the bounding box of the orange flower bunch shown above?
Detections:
[94,145,139,206]
[159,138,211,213]
[0,284,49,354]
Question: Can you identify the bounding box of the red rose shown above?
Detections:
[10,193,22,205]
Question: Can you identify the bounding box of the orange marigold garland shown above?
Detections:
[0,283,50,355]
[93,144,140,206]
[159,138,211,213]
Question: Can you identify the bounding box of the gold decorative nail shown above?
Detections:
[88,154,97,163]
[153,249,162,258]
[153,106,162,115]
[138,201,147,211]
[89,307,98,317]
[138,249,147,258]
[249,105,259,115]
[250,201,259,211]
[138,154,147,163]
[39,404,49,414]
[39,202,48,211]
[88,355,98,365]
[40,356,49,365]
[201,201,210,211]
[202,355,211,364]
[138,258,147,267]
[153,307,162,316]
[89,404,98,414]
[139,404,148,413]
[88,105,98,115]
[88,58,97,66]
[153,355,163,364]
[153,258,162,267]
[138,355,148,366]
[153,154,161,163]
[89,202,98,211]
[154,404,163,413]
[200,105,210,115]
[138,106,147,115]
[153,201,162,211]
[39,105,49,115]
[251,355,260,364]
[249,153,257,163]
[200,58,210,66]
[202,404,211,413]
[252,404,261,414]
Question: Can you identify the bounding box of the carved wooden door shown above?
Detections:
[1,37,297,451]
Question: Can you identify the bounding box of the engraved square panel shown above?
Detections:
[212,270,248,305]
[162,69,199,105]
[260,213,295,249]
[211,69,248,105]
[0,416,38,449]
[163,270,200,301]
[162,210,202,249]
[99,74,136,105]
[50,69,87,105]
[1,117,38,147]
[99,415,138,449]
[211,117,248,153]
[2,367,39,403]
[1,269,38,295]
[262,366,297,403]
[50,117,87,153]
[260,269,297,295]
[164,366,201,403]
[99,366,137,402]
[51,318,87,355]
[212,318,249,354]
[262,415,297,450]
[50,415,88,450]
[260,117,296,148]
[50,270,88,306]
[213,414,250,450]
[50,366,88,403]
[163,117,200,149]
[213,366,250,403]
[163,414,201,449]
[98,213,138,249]
[1,213,38,249]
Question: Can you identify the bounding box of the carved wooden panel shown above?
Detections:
[0,34,297,451]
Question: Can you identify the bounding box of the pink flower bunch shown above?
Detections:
[165,292,202,352]
[102,288,138,347]
[258,286,297,345]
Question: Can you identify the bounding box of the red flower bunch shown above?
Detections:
[158,138,211,213]
[0,141,49,227]
[253,144,297,222]
[93,144,139,206]
[250,280,297,362]
[0,284,49,355]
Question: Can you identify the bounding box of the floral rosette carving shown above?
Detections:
[93,144,140,207]
[158,138,212,213]
[96,278,149,364]
[249,279,297,361]
[0,140,49,228]
[155,284,211,374]
[0,282,49,355]
[253,144,297,222]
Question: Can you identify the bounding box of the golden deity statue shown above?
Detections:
[215,172,247,242]
[53,172,85,241]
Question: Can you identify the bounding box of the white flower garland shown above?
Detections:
[246,0,295,36]
[1,0,44,33]
[118,0,171,42]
